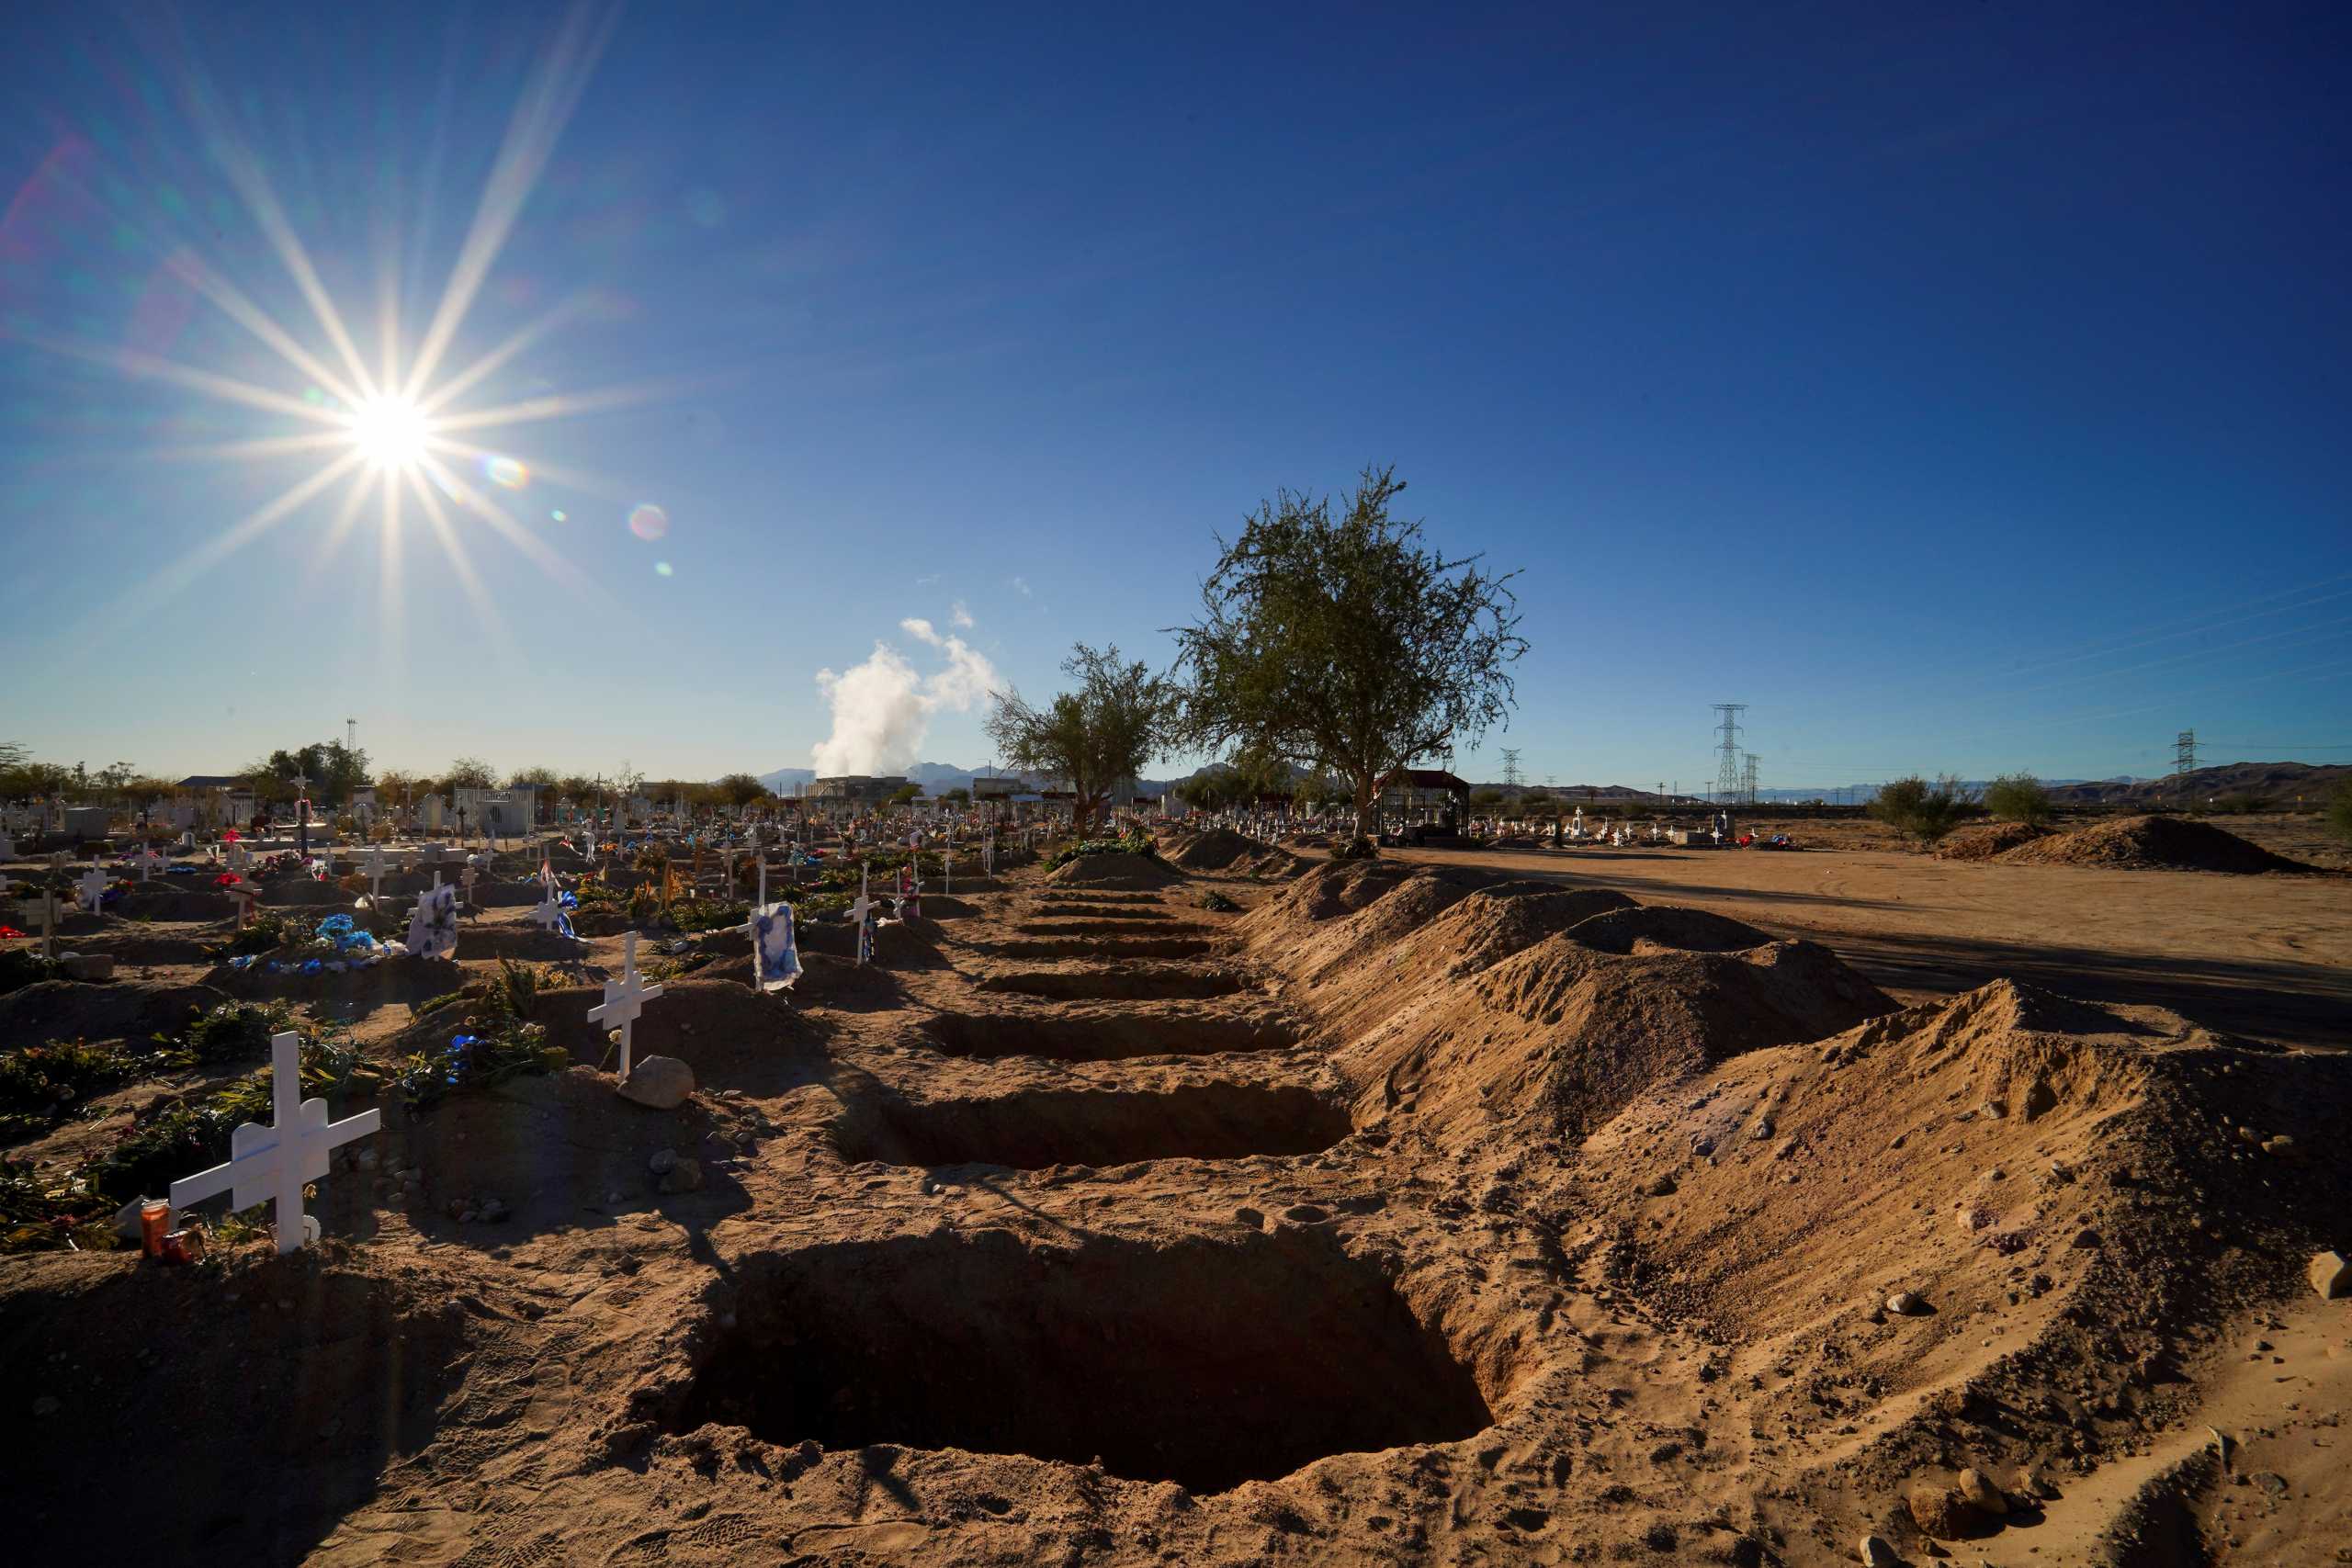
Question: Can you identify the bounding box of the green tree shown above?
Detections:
[444,757,497,791]
[1173,466,1526,852]
[1870,774,1978,842]
[1983,773,2053,826]
[941,786,971,805]
[712,773,770,808]
[508,765,560,790]
[886,783,922,807]
[986,643,1182,837]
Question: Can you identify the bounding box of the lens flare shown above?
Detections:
[550,508,567,522]
[483,454,528,489]
[628,502,668,540]
[654,559,673,577]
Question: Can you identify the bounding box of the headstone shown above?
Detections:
[589,931,664,1079]
[169,1031,379,1255]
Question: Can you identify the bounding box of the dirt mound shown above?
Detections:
[1555,903,1775,954]
[0,979,228,1045]
[114,888,237,921]
[532,977,825,1096]
[1577,978,2352,1549]
[1170,828,1261,871]
[1046,852,1182,889]
[1997,814,2317,874]
[0,1249,474,1563]
[258,879,351,908]
[1933,820,2054,861]
[389,1066,746,1239]
[203,953,467,1009]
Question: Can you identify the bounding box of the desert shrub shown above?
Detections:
[2210,793,2264,816]
[1869,774,1978,842]
[668,897,748,933]
[1983,773,2053,826]
[1331,835,1377,860]
[1198,889,1240,912]
[2327,777,2352,843]
[208,910,298,960]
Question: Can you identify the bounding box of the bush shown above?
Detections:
[1983,773,2053,827]
[2328,777,2352,844]
[1198,889,1240,912]
[1869,774,1978,842]
[1044,832,1156,871]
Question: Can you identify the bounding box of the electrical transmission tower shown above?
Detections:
[1712,704,1747,805]
[1499,748,1522,796]
[2174,729,2196,802]
[1741,752,1760,807]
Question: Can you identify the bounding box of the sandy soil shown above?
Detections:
[0,833,2345,1567]
[1390,836,2352,1047]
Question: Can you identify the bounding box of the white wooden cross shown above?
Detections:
[363,845,387,906]
[170,1031,379,1256]
[77,863,109,915]
[527,875,573,936]
[589,931,663,1079]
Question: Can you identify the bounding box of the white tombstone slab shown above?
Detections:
[169,1031,379,1255]
[589,931,664,1079]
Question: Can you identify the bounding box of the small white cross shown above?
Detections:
[527,878,573,936]
[363,845,387,905]
[77,863,108,914]
[589,931,664,1079]
[170,1031,379,1255]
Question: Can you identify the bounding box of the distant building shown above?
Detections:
[808,775,908,807]
[1376,768,1471,826]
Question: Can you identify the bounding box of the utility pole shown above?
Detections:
[1712,705,1747,806]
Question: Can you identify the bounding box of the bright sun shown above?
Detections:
[347,394,432,470]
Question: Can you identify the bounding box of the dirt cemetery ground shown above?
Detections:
[0,822,2346,1566]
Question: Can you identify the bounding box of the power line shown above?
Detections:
[2173,728,2196,802]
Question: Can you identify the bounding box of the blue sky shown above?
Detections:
[2,1,2346,791]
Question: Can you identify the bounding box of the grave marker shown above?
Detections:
[407,874,459,959]
[589,931,664,1079]
[169,1031,379,1255]
[77,863,109,915]
[744,859,800,993]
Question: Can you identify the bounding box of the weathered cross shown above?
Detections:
[846,869,878,969]
[363,844,387,905]
[589,931,663,1078]
[169,1031,379,1255]
[527,874,573,937]
[77,863,109,914]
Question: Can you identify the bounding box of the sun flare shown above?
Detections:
[347,395,433,471]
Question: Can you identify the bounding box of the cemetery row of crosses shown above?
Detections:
[2,735,2347,1567]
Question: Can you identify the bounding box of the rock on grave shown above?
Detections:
[61,953,116,981]
[1956,1466,2007,1515]
[1886,1291,1929,1316]
[617,1055,695,1110]
[1905,1482,1978,1539]
[2312,1250,2350,1300]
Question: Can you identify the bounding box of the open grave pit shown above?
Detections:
[920,1004,1296,1062]
[830,1078,1353,1170]
[662,1226,1497,1494]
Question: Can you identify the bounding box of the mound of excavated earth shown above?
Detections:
[1996,813,2319,874]
[1045,851,1182,888]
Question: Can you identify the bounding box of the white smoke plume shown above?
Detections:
[811,617,999,776]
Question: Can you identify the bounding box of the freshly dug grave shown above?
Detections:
[983,933,1219,961]
[114,888,238,921]
[978,964,1250,1002]
[1168,827,1261,871]
[533,978,826,1095]
[920,1003,1296,1062]
[830,1079,1353,1170]
[1996,813,2318,874]
[661,1226,1495,1493]
[1933,820,2054,861]
[201,953,468,1008]
[1045,852,1182,889]
[1012,917,1208,937]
